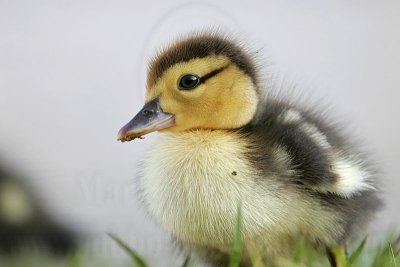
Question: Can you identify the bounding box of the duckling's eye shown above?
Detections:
[179,74,200,90]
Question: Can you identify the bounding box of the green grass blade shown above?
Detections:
[229,204,243,267]
[292,237,305,263]
[348,237,367,266]
[246,239,266,267]
[371,233,400,267]
[389,242,398,267]
[108,233,148,267]
[329,244,347,267]
[181,256,190,267]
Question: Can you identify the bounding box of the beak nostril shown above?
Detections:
[142,109,153,116]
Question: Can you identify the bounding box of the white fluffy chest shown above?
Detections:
[140,130,302,247]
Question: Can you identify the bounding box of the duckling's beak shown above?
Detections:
[117,98,175,142]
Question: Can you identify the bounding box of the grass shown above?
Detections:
[0,209,398,267]
[229,204,243,267]
[106,230,399,267]
[104,207,400,267]
[108,233,148,267]
[0,230,398,267]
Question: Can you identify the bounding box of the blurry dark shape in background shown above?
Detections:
[0,163,77,255]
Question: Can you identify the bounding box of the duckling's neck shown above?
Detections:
[141,130,253,244]
[145,129,248,181]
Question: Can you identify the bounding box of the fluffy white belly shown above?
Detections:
[140,130,336,249]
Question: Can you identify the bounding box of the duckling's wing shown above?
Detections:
[239,101,382,241]
[241,101,377,198]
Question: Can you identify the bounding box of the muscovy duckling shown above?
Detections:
[117,33,381,266]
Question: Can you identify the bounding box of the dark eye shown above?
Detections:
[178,74,200,90]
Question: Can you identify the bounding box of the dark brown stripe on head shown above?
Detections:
[200,65,228,84]
[147,33,258,87]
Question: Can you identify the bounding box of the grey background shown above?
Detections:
[0,0,399,265]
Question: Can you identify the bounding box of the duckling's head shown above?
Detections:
[118,33,259,141]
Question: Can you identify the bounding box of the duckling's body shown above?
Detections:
[118,33,381,266]
[141,105,379,264]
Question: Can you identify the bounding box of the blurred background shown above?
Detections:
[0,0,399,266]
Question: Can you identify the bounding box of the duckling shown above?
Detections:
[117,33,381,266]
